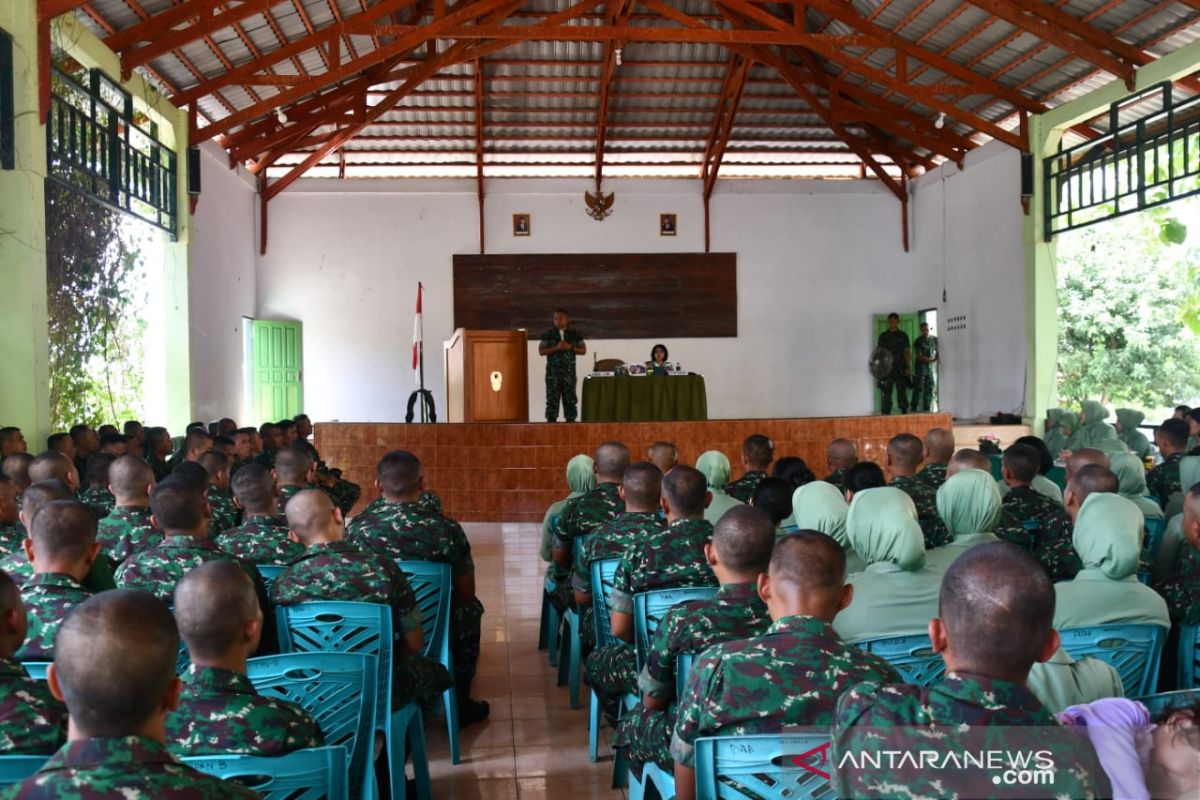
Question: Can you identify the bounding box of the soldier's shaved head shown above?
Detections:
[937,542,1055,680]
[85,453,115,488]
[20,480,75,528]
[1002,444,1042,485]
[826,439,857,470]
[1068,464,1118,506]
[647,442,678,474]
[1066,448,1110,482]
[923,429,955,464]
[770,531,846,591]
[171,462,210,491]
[198,451,229,479]
[595,442,632,481]
[741,435,774,470]
[377,450,422,498]
[53,590,180,737]
[712,506,775,573]
[109,455,155,501]
[621,462,663,509]
[28,452,76,485]
[174,561,260,659]
[150,478,207,533]
[947,448,991,477]
[274,445,314,484]
[887,434,924,470]
[662,465,707,517]
[31,500,97,564]
[232,463,277,513]
[1,453,32,491]
[285,489,340,545]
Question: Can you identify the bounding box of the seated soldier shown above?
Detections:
[539,454,594,564]
[749,476,793,530]
[0,481,115,594]
[172,429,213,475]
[96,426,118,440]
[143,427,174,482]
[726,435,773,503]
[833,542,1108,800]
[78,453,116,519]
[97,455,159,565]
[97,433,128,458]
[0,477,20,554]
[823,439,858,492]
[7,590,257,798]
[924,469,1002,572]
[615,505,775,773]
[590,467,718,722]
[0,452,32,506]
[215,463,302,565]
[276,419,299,448]
[672,532,901,800]
[256,423,282,468]
[993,442,1078,581]
[16,500,97,661]
[167,561,322,756]
[572,462,664,652]
[647,441,678,475]
[198,451,237,534]
[1149,417,1189,510]
[886,434,950,548]
[998,435,1063,504]
[273,490,455,715]
[68,424,97,479]
[45,433,75,464]
[230,428,256,477]
[832,487,941,643]
[916,427,954,488]
[273,445,316,512]
[27,452,80,497]
[0,569,67,754]
[1157,484,1200,624]
[346,451,488,722]
[122,421,145,451]
[211,435,236,462]
[841,461,885,504]
[695,450,743,527]
[946,447,991,477]
[0,428,27,461]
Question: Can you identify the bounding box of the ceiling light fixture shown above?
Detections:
[615,48,622,66]
[276,107,288,124]
[934,112,946,129]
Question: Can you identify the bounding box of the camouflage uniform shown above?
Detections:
[16,573,90,661]
[1147,452,1184,508]
[255,448,279,469]
[833,672,1109,799]
[149,456,172,483]
[214,514,304,565]
[0,657,66,754]
[321,475,362,517]
[890,475,951,548]
[3,736,260,799]
[114,535,252,603]
[206,486,239,536]
[916,462,947,490]
[550,482,624,611]
[166,665,323,756]
[994,486,1080,581]
[77,486,114,520]
[823,467,849,493]
[876,328,910,415]
[589,519,718,715]
[726,471,768,504]
[0,553,115,595]
[0,523,25,555]
[96,506,159,565]
[229,457,254,479]
[359,491,442,520]
[671,614,900,769]
[276,484,310,515]
[271,540,452,709]
[570,510,663,650]
[911,332,937,412]
[540,325,585,422]
[615,582,771,768]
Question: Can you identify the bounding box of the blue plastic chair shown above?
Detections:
[1177,624,1200,689]
[539,515,563,665]
[273,603,430,800]
[246,652,377,800]
[633,587,719,674]
[694,733,834,799]
[1143,516,1166,560]
[257,564,288,595]
[587,557,622,763]
[1132,689,1200,718]
[1059,624,1165,697]
[629,761,676,800]
[858,634,947,687]
[183,746,349,799]
[21,662,48,681]
[676,651,695,700]
[0,755,47,787]
[555,535,592,710]
[396,560,460,765]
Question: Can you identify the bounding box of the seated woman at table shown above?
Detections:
[648,344,670,375]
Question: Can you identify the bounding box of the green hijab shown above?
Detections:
[1050,408,1077,435]
[1115,409,1152,458]
[696,451,731,491]
[1116,409,1145,434]
[1072,493,1143,579]
[792,481,849,547]
[1080,400,1110,425]
[1111,453,1150,499]
[1067,401,1120,450]
[1181,457,1200,494]
[566,454,596,495]
[935,468,1003,538]
[846,487,926,571]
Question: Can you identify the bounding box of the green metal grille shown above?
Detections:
[45,67,177,237]
[1044,82,1200,240]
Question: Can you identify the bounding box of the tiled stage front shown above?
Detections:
[315,414,952,522]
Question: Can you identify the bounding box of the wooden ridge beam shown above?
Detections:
[1004,0,1153,67]
[701,53,752,200]
[118,0,282,77]
[592,0,637,189]
[395,23,873,46]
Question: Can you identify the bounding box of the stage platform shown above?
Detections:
[315,414,952,523]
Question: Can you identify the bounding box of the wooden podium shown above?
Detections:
[444,329,529,422]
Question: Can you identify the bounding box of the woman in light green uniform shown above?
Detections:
[925,469,1002,572]
[696,450,744,527]
[791,481,863,573]
[540,454,595,561]
[1065,400,1122,452]
[1115,409,1154,460]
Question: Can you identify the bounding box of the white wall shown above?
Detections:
[188,142,257,424]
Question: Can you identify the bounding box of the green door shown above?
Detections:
[251,320,303,424]
[872,313,919,414]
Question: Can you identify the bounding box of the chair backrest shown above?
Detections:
[1142,517,1166,561]
[633,587,719,673]
[257,564,288,595]
[694,733,835,800]
[183,746,348,800]
[247,653,376,800]
[1059,624,1165,697]
[858,634,947,687]
[1132,689,1200,719]
[572,533,591,567]
[1178,624,1199,690]
[0,755,47,788]
[21,662,49,681]
[395,560,452,663]
[590,558,622,648]
[676,651,695,700]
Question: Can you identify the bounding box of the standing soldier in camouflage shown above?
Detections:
[167,561,322,756]
[571,461,663,651]
[278,489,454,712]
[0,568,66,754]
[97,455,159,565]
[78,453,116,519]
[885,434,951,548]
[198,451,238,534]
[347,451,489,724]
[726,435,774,503]
[592,467,718,722]
[16,501,97,661]
[616,505,775,772]
[0,478,21,555]
[671,531,900,800]
[876,312,911,415]
[6,590,259,798]
[993,443,1079,579]
[916,428,954,489]
[539,309,586,423]
[215,464,303,565]
[822,439,858,492]
[1149,417,1190,509]
[911,321,938,412]
[833,543,1109,800]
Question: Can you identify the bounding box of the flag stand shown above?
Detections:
[406,281,437,423]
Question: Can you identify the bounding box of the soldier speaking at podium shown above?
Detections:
[539,309,587,422]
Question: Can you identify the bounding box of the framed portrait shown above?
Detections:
[512,213,531,236]
[659,213,677,237]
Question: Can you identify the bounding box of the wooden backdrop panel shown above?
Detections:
[452,253,737,339]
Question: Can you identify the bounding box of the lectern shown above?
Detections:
[443,329,529,422]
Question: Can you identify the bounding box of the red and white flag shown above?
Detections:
[412,282,423,386]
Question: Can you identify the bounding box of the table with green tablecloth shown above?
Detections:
[581,374,708,422]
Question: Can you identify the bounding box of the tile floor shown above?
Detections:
[424,522,628,800]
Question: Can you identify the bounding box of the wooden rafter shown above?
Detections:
[116,0,283,78]
[592,0,637,190]
[701,53,751,200]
